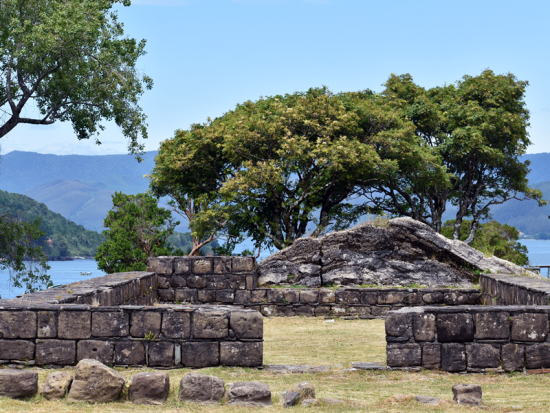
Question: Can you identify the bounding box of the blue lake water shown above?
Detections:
[1,239,549,299]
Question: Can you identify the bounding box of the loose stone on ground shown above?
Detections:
[41,371,73,400]
[67,359,125,403]
[179,373,225,405]
[227,382,272,407]
[0,369,38,398]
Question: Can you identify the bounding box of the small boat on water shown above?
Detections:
[80,272,92,276]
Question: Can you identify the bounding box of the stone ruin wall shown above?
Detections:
[386,274,550,372]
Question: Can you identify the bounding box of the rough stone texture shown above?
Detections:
[258,218,532,287]
[452,384,482,406]
[193,311,228,339]
[148,342,174,367]
[283,391,300,408]
[0,339,34,360]
[181,342,219,368]
[162,311,191,339]
[511,313,548,342]
[129,372,170,405]
[37,311,57,338]
[416,395,439,405]
[130,311,161,338]
[414,313,436,342]
[92,311,129,337]
[422,344,441,369]
[526,344,550,369]
[77,340,114,364]
[220,342,263,367]
[58,311,91,339]
[36,340,76,365]
[115,341,145,366]
[386,343,421,367]
[67,359,125,403]
[179,373,225,405]
[42,371,73,400]
[385,312,410,338]
[147,256,173,274]
[0,311,36,338]
[441,343,466,372]
[437,313,474,342]
[230,311,263,339]
[475,312,510,339]
[502,343,524,372]
[0,370,38,398]
[292,382,315,399]
[227,382,272,407]
[466,343,500,368]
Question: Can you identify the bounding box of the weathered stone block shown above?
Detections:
[198,289,216,302]
[361,291,378,305]
[187,275,207,289]
[437,313,474,342]
[68,359,125,403]
[0,370,38,398]
[284,290,300,304]
[115,341,145,365]
[422,292,443,304]
[148,342,175,367]
[37,311,57,338]
[422,343,440,369]
[158,289,174,302]
[42,371,73,400]
[130,311,161,338]
[502,343,524,372]
[207,274,227,289]
[332,305,347,317]
[511,313,548,342]
[278,306,296,317]
[174,257,190,274]
[246,275,255,290]
[179,373,225,405]
[36,340,75,365]
[77,340,115,364]
[468,292,482,304]
[405,292,423,305]
[193,258,213,274]
[148,256,174,274]
[235,290,251,304]
[58,311,91,339]
[157,275,171,289]
[260,305,278,317]
[227,382,272,407]
[444,292,468,305]
[378,291,405,305]
[441,343,466,372]
[267,289,284,303]
[295,306,314,317]
[250,290,267,303]
[385,312,410,338]
[169,275,187,289]
[193,311,228,339]
[371,306,389,317]
[319,289,336,303]
[162,311,191,339]
[475,312,510,340]
[452,384,482,406]
[228,275,246,290]
[181,342,220,368]
[314,306,331,316]
[175,288,198,303]
[386,343,421,367]
[129,372,170,405]
[216,290,235,303]
[214,257,232,274]
[233,257,254,272]
[230,311,263,339]
[92,311,129,337]
[0,311,36,339]
[0,339,34,360]
[336,290,360,304]
[414,313,436,342]
[526,344,550,369]
[300,290,319,304]
[466,343,500,368]
[220,342,263,367]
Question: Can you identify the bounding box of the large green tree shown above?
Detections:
[364,70,544,242]
[150,88,423,251]
[95,192,178,273]
[0,0,152,155]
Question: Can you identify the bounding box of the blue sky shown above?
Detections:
[3,0,549,155]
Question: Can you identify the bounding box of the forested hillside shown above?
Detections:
[0,190,104,258]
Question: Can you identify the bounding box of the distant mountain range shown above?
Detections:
[1,150,550,237]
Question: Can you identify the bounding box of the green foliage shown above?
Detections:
[95,192,179,273]
[165,231,219,256]
[0,190,104,258]
[0,0,152,156]
[442,219,529,266]
[0,215,51,293]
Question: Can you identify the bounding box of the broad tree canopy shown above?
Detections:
[0,0,152,155]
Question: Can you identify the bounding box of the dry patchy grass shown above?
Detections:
[1,318,550,412]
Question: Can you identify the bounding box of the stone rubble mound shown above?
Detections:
[259,217,533,288]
